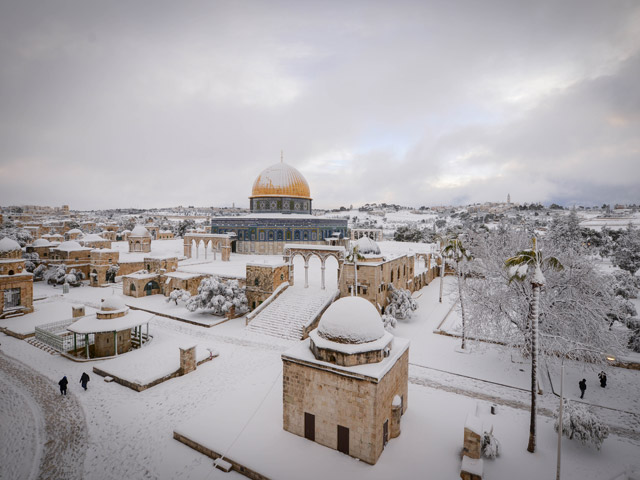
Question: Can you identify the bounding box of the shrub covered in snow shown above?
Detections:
[384,284,417,320]
[482,427,501,459]
[186,277,248,316]
[166,289,191,306]
[32,264,47,281]
[554,400,609,450]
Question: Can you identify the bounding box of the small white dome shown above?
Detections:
[100,296,127,312]
[353,236,381,255]
[67,228,83,234]
[32,238,52,247]
[317,297,385,344]
[56,241,83,251]
[130,225,151,237]
[0,237,21,252]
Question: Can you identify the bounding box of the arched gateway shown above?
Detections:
[183,233,235,261]
[283,244,345,289]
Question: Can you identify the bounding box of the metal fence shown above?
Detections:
[35,320,94,353]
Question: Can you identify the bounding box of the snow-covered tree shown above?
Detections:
[45,265,67,285]
[384,284,417,320]
[32,264,47,281]
[610,270,639,299]
[554,400,609,450]
[443,236,472,350]
[106,265,120,283]
[166,289,191,305]
[186,277,248,316]
[482,427,501,459]
[466,227,625,453]
[504,237,563,453]
[612,224,640,275]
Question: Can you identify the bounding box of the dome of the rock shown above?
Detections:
[250,162,311,200]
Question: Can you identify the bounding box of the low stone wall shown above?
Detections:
[172,431,270,480]
[93,355,215,392]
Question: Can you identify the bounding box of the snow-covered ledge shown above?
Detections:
[245,282,289,324]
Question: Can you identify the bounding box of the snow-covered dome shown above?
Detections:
[0,237,21,253]
[57,241,83,251]
[130,225,151,237]
[353,236,381,255]
[100,296,126,312]
[250,162,311,200]
[32,238,52,247]
[67,228,83,234]
[317,297,385,344]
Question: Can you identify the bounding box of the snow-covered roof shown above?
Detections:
[130,225,151,237]
[67,228,83,234]
[0,237,21,252]
[353,236,381,255]
[32,238,52,247]
[461,456,484,476]
[465,414,483,435]
[67,310,154,334]
[283,336,410,382]
[81,233,105,242]
[55,241,90,251]
[100,296,127,312]
[163,271,203,279]
[317,297,385,344]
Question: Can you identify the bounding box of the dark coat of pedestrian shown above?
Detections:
[59,376,68,396]
[80,372,90,391]
[598,371,607,388]
[579,378,586,399]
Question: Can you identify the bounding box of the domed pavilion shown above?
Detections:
[209,158,347,255]
[282,296,409,465]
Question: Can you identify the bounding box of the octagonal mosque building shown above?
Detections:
[210,159,348,255]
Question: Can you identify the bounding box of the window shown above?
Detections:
[8,270,14,276]
[254,278,260,286]
[3,288,21,308]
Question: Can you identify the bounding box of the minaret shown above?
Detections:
[507,193,511,205]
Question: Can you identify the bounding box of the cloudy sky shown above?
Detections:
[1,0,639,210]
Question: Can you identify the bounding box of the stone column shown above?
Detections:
[180,346,197,375]
[304,258,309,288]
[320,261,326,290]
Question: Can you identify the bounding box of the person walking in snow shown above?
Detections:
[59,376,68,396]
[598,371,607,388]
[80,372,90,391]
[579,378,586,399]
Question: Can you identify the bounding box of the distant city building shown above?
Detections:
[0,237,34,318]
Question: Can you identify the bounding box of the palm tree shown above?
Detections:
[346,244,364,296]
[505,237,563,453]
[436,234,450,304]
[442,236,472,349]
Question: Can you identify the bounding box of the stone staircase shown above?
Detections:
[247,286,338,341]
[26,337,60,355]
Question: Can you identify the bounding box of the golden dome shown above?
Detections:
[250,162,311,200]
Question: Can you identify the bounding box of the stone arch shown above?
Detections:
[283,245,345,290]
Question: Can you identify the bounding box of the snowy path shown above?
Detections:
[409,363,640,441]
[0,352,88,480]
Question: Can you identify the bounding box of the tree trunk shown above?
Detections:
[439,256,445,303]
[458,261,466,350]
[527,283,540,453]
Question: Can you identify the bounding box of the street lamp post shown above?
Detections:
[556,348,616,480]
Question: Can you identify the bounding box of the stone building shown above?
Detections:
[143,256,178,274]
[163,272,207,297]
[27,238,54,262]
[49,241,93,278]
[245,262,289,310]
[128,225,152,253]
[0,237,34,318]
[67,296,153,359]
[100,230,117,242]
[340,237,415,311]
[89,249,120,287]
[79,233,111,250]
[145,224,159,240]
[65,228,83,241]
[123,272,162,298]
[210,159,348,255]
[158,230,174,240]
[282,297,409,465]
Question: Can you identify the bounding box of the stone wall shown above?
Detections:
[0,274,34,316]
[282,347,409,465]
[117,261,145,277]
[180,346,197,374]
[94,329,132,357]
[245,263,289,310]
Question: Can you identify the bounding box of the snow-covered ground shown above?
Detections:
[1,249,638,479]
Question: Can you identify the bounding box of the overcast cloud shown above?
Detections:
[0,0,638,210]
